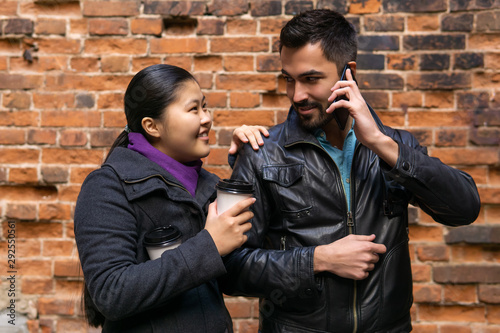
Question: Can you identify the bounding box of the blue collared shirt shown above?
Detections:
[315,124,357,211]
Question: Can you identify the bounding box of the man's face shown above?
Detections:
[281,43,340,131]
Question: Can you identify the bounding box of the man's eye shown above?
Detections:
[307,77,319,82]
[283,76,294,83]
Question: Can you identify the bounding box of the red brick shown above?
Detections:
[89,18,128,36]
[208,0,249,16]
[392,92,423,108]
[430,147,499,166]
[257,54,280,72]
[28,129,57,145]
[211,37,269,53]
[435,129,468,147]
[41,111,100,127]
[197,19,225,35]
[216,74,276,91]
[16,259,52,276]
[440,325,472,333]
[0,74,43,89]
[0,185,56,201]
[224,55,254,72]
[70,167,95,184]
[0,1,17,15]
[226,19,257,35]
[213,110,275,126]
[54,259,81,278]
[260,18,288,34]
[84,38,147,55]
[150,38,208,54]
[90,129,121,147]
[22,277,54,294]
[131,18,163,36]
[194,55,223,72]
[103,111,126,127]
[469,33,500,51]
[20,1,81,16]
[486,305,500,324]
[412,264,432,282]
[11,55,68,72]
[9,167,38,184]
[413,283,442,302]
[409,224,444,242]
[418,304,485,322]
[407,15,440,31]
[3,91,31,109]
[230,92,260,108]
[38,297,76,315]
[0,129,25,145]
[70,18,88,35]
[424,91,454,108]
[35,19,66,35]
[478,187,500,204]
[205,92,227,108]
[416,244,449,261]
[43,240,75,257]
[6,203,37,220]
[0,148,39,164]
[70,57,99,72]
[444,284,478,303]
[39,203,72,220]
[36,38,81,54]
[131,57,163,72]
[41,148,103,164]
[349,0,382,14]
[83,1,139,17]
[41,166,69,184]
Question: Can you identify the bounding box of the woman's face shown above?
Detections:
[150,80,212,163]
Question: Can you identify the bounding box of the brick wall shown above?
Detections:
[0,0,498,332]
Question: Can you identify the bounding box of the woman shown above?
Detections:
[74,64,267,332]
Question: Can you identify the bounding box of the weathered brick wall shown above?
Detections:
[0,0,498,332]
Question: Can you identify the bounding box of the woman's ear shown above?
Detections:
[141,117,161,138]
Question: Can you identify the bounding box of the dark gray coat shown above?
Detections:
[74,147,232,332]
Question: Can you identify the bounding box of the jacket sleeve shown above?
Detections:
[384,128,480,226]
[221,145,319,299]
[74,168,226,321]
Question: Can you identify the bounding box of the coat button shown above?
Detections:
[402,161,410,171]
[305,288,313,296]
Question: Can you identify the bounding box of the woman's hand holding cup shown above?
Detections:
[205,198,255,256]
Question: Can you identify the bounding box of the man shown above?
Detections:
[222,9,480,333]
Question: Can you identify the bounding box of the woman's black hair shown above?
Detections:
[279,9,357,77]
[104,64,198,162]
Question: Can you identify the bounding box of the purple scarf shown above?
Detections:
[127,132,202,197]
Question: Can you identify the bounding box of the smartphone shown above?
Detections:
[332,64,356,131]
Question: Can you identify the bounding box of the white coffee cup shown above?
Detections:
[216,179,254,215]
[144,226,182,260]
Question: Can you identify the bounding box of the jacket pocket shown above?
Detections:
[378,239,413,325]
[262,164,313,217]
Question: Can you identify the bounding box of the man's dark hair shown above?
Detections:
[279,9,357,76]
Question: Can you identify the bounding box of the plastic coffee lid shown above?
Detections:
[144,225,182,246]
[216,179,254,194]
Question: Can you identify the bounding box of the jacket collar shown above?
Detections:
[103,147,218,204]
[283,104,387,147]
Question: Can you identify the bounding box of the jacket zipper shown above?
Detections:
[286,140,361,332]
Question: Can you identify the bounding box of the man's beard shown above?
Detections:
[293,100,335,131]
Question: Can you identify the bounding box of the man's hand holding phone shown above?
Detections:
[326,64,399,167]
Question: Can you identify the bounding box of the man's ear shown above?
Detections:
[347,61,357,77]
[141,117,161,138]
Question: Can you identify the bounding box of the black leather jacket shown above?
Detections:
[222,107,480,332]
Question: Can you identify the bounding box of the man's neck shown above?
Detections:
[322,117,353,150]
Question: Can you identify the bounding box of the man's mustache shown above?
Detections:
[293,100,322,110]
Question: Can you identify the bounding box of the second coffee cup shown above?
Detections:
[216,179,254,215]
[144,225,182,260]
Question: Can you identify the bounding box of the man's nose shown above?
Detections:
[291,82,308,103]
